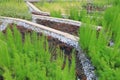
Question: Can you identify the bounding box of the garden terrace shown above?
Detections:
[27,1,107,26]
[1,17,96,78]
[0,23,77,80]
[28,1,120,80]
[32,15,81,36]
[26,2,101,36]
[1,0,120,80]
[32,15,102,36]
[0,16,97,80]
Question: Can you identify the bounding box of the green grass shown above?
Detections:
[0,0,31,20]
[50,10,62,18]
[0,25,75,80]
[34,1,82,14]
[34,1,83,19]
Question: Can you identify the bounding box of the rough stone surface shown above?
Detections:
[33,15,81,27]
[77,47,97,80]
[0,17,79,48]
[26,1,50,16]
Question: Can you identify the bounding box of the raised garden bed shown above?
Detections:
[0,22,84,80]
[35,18,79,36]
[32,15,102,36]
[26,1,102,35]
[0,17,96,80]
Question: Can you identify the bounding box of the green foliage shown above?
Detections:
[0,26,76,80]
[104,5,120,42]
[79,18,96,52]
[79,3,120,80]
[34,0,105,24]
[0,40,10,68]
[69,7,80,21]
[69,7,87,21]
[112,0,120,6]
[50,10,62,18]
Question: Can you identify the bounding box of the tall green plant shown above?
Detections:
[0,26,76,80]
[50,10,62,18]
[79,2,120,79]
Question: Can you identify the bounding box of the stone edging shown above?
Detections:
[32,14,82,27]
[26,1,50,16]
[0,16,79,48]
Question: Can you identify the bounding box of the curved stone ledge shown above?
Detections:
[33,14,82,27]
[26,1,50,16]
[33,15,102,30]
[0,16,79,49]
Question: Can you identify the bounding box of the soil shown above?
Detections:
[32,12,50,16]
[83,3,106,14]
[2,23,86,80]
[76,53,87,80]
[0,75,3,80]
[36,19,79,36]
[0,21,3,25]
